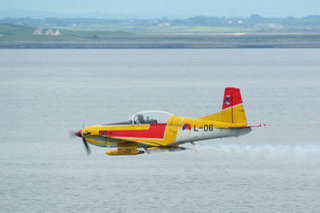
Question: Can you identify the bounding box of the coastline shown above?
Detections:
[1,41,320,48]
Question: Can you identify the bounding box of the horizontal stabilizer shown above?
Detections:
[247,124,269,128]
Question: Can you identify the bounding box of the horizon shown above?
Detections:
[1,0,320,19]
[1,12,320,20]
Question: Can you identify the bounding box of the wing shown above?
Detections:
[85,135,158,155]
[85,134,161,147]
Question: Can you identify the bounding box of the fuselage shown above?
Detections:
[82,114,252,148]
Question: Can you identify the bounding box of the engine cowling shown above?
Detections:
[105,150,145,156]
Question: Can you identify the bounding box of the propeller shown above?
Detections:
[80,119,91,155]
[81,119,91,155]
[69,119,91,155]
[82,137,91,155]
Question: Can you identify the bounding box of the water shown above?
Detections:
[0,49,320,212]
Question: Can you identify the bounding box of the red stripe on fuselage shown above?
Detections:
[107,124,167,139]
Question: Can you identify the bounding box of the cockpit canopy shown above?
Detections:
[128,111,173,125]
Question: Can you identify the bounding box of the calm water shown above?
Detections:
[1,49,320,212]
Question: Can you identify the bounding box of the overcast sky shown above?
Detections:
[1,0,320,18]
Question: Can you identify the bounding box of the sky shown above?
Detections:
[1,0,320,19]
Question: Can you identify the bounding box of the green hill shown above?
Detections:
[0,23,135,41]
[0,24,34,35]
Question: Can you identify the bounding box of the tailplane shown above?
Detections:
[201,87,247,126]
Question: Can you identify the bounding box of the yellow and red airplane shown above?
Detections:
[71,87,265,156]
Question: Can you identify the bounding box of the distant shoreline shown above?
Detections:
[1,41,320,48]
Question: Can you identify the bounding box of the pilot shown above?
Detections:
[137,114,145,124]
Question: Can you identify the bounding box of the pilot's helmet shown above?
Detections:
[137,114,144,123]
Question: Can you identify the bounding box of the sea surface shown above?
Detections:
[0,49,320,212]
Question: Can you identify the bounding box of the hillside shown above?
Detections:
[0,23,135,41]
[1,17,320,48]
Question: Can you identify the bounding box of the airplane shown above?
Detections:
[70,87,265,156]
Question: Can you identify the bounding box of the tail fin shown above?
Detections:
[201,87,247,125]
[222,87,243,111]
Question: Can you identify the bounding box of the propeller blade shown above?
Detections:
[82,137,91,155]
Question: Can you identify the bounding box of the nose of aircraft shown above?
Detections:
[75,129,82,138]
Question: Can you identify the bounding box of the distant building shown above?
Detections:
[32,28,61,36]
